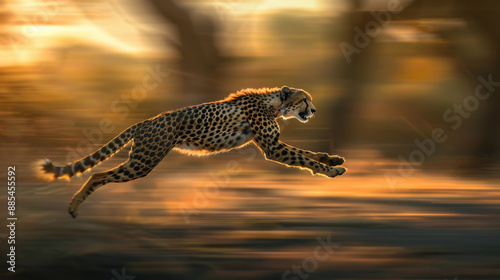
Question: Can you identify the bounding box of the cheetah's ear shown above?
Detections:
[280,86,292,101]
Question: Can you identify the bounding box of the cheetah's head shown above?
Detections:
[278,86,316,123]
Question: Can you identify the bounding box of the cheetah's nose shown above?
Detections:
[311,108,316,114]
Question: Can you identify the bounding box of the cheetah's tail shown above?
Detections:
[35,123,141,181]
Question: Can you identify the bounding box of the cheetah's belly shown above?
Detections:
[174,122,254,155]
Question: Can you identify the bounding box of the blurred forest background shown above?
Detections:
[1,0,499,279]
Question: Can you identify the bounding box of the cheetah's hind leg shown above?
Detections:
[68,172,108,218]
[68,143,174,218]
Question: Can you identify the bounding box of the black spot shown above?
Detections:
[84,157,93,166]
[74,162,85,173]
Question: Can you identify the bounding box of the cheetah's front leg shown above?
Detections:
[258,142,346,178]
[280,142,345,166]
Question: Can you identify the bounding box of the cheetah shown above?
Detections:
[37,86,346,218]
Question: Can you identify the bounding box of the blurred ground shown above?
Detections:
[3,148,500,280]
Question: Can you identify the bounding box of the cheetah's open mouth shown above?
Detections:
[299,111,308,121]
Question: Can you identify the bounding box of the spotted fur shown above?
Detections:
[37,86,346,218]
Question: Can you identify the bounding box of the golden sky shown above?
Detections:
[1,0,328,66]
